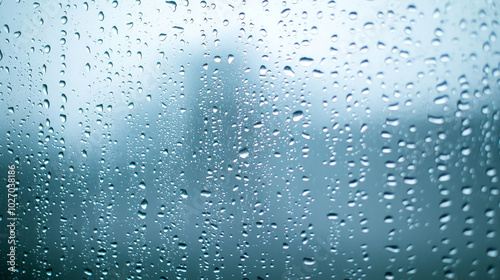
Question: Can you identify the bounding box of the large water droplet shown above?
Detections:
[238,148,249,159]
[303,257,316,265]
[140,199,148,210]
[292,110,304,122]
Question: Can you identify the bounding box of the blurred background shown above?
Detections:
[0,0,499,279]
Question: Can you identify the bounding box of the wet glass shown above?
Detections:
[0,0,499,279]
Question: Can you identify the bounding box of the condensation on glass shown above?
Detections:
[0,0,499,279]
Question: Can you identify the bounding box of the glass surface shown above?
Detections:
[1,0,499,279]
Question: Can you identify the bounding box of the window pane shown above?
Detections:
[1,1,499,279]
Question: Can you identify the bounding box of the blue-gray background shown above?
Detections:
[0,0,499,279]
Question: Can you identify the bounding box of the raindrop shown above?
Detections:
[428,115,444,124]
[303,257,316,266]
[165,1,177,11]
[327,213,338,220]
[201,190,212,197]
[385,245,400,253]
[299,57,314,66]
[487,248,498,257]
[292,110,304,122]
[283,66,295,77]
[281,8,290,17]
[180,189,188,199]
[238,148,249,159]
[436,81,448,92]
[140,199,148,210]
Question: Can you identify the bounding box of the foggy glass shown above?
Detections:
[0,0,499,279]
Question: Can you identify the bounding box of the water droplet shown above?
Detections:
[283,66,295,77]
[281,8,290,17]
[138,211,147,219]
[238,148,249,159]
[201,190,212,197]
[303,257,316,265]
[140,199,148,210]
[428,115,444,124]
[180,189,188,199]
[299,57,314,67]
[327,213,338,220]
[165,1,177,11]
[385,245,400,253]
[292,111,303,122]
[436,81,448,92]
[487,248,498,257]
